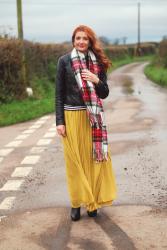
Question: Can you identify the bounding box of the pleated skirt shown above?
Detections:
[61,110,117,212]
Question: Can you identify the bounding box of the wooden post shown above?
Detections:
[136,2,141,56]
[17,0,23,39]
[16,0,27,95]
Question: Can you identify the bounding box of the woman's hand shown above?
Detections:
[56,125,66,137]
[81,69,99,84]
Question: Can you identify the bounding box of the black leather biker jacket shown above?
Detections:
[55,52,109,126]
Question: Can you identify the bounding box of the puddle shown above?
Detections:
[122,76,134,95]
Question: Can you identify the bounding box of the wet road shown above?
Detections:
[0,62,167,249]
[107,62,167,208]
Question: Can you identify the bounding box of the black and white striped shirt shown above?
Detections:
[64,104,87,111]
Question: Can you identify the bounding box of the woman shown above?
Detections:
[56,25,116,221]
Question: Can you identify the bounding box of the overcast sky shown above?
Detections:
[0,0,167,44]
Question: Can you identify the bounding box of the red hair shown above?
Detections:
[72,25,111,72]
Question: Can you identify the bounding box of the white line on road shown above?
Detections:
[30,146,47,154]
[39,115,51,120]
[48,127,56,132]
[0,180,24,191]
[0,215,7,221]
[15,134,30,140]
[34,120,46,125]
[11,167,33,177]
[0,197,16,210]
[0,148,14,156]
[37,139,52,146]
[44,132,56,138]
[22,129,36,134]
[0,118,55,212]
[29,124,41,129]
[5,140,22,148]
[21,155,40,165]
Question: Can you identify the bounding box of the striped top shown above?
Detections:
[64,104,87,111]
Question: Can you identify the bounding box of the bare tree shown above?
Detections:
[122,36,127,45]
[162,35,167,41]
[99,36,110,46]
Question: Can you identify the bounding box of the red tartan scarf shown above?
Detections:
[71,48,108,162]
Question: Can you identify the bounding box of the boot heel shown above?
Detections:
[71,207,81,221]
[87,209,97,217]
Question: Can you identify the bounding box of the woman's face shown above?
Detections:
[73,31,90,54]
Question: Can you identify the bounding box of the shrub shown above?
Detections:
[0,38,70,103]
[159,40,167,68]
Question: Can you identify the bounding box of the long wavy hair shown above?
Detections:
[72,25,111,72]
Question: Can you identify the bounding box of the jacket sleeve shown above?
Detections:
[55,57,65,126]
[94,68,109,99]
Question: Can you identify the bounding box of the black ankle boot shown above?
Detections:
[87,209,97,217]
[71,207,81,221]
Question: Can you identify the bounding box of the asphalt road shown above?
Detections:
[0,62,166,250]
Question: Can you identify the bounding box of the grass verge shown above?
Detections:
[0,97,55,127]
[144,63,167,87]
[109,54,155,72]
[0,76,55,127]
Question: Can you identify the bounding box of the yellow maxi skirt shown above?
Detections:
[61,110,117,212]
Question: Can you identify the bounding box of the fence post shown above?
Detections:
[16,0,27,97]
